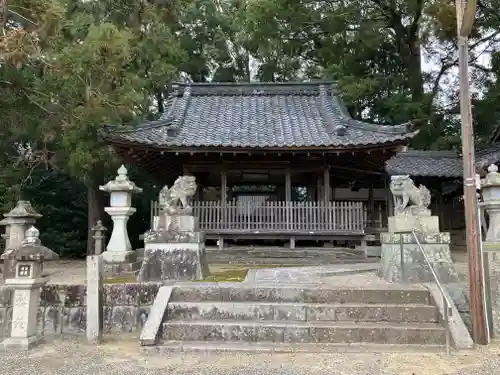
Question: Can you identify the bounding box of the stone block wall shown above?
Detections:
[0,283,162,339]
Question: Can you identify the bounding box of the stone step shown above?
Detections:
[160,320,447,345]
[206,257,373,265]
[166,301,439,323]
[146,340,446,354]
[170,284,432,305]
[205,248,368,265]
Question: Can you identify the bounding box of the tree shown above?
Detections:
[1,0,186,253]
[239,0,499,149]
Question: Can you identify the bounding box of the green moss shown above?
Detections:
[201,269,248,282]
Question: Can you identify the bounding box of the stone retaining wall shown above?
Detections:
[0,283,162,339]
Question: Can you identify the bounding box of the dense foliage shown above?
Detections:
[1,0,500,256]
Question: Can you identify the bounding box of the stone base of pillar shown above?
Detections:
[101,249,136,263]
[378,231,459,284]
[138,240,209,282]
[483,246,500,338]
[2,335,42,351]
[103,261,141,278]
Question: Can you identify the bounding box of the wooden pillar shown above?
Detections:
[219,170,227,251]
[195,184,202,202]
[316,174,323,201]
[385,178,394,217]
[285,169,292,239]
[285,169,292,201]
[367,185,375,228]
[323,167,330,203]
[220,170,227,202]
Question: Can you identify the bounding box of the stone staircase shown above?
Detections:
[142,283,451,353]
[205,247,372,266]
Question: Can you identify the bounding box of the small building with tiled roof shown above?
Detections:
[103,81,420,248]
[385,144,500,180]
[385,149,462,178]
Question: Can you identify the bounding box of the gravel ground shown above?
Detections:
[1,336,499,375]
[2,250,487,375]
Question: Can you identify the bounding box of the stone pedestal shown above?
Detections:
[3,278,46,350]
[387,214,439,234]
[1,226,58,350]
[379,231,459,283]
[380,175,459,284]
[99,165,142,273]
[138,214,209,282]
[102,207,136,263]
[138,241,209,282]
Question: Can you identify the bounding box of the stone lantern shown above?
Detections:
[1,226,59,350]
[99,165,142,264]
[481,164,500,244]
[479,164,500,338]
[0,200,42,279]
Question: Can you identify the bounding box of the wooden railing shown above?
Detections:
[151,200,366,233]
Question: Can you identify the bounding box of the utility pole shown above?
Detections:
[455,0,488,345]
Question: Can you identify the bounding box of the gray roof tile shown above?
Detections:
[386,144,500,178]
[476,143,500,169]
[385,149,463,178]
[105,82,418,149]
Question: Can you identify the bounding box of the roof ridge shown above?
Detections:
[173,81,338,87]
[346,119,414,135]
[169,81,339,97]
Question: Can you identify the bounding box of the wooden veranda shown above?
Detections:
[150,199,388,249]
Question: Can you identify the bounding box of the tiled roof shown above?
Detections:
[476,143,500,169]
[385,149,463,178]
[386,144,500,178]
[104,82,418,149]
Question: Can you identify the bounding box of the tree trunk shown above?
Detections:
[87,183,105,255]
[406,39,424,101]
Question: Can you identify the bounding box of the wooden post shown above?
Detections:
[385,178,394,217]
[316,174,323,201]
[220,170,227,250]
[456,0,487,345]
[285,169,292,201]
[367,185,375,228]
[220,170,227,202]
[437,185,445,231]
[285,169,292,233]
[323,167,330,203]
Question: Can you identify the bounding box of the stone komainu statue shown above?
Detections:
[389,175,431,215]
[159,176,197,211]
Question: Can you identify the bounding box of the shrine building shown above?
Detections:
[103,81,497,250]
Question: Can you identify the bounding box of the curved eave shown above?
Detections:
[103,127,419,151]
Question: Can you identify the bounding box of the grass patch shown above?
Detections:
[200,268,248,282]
